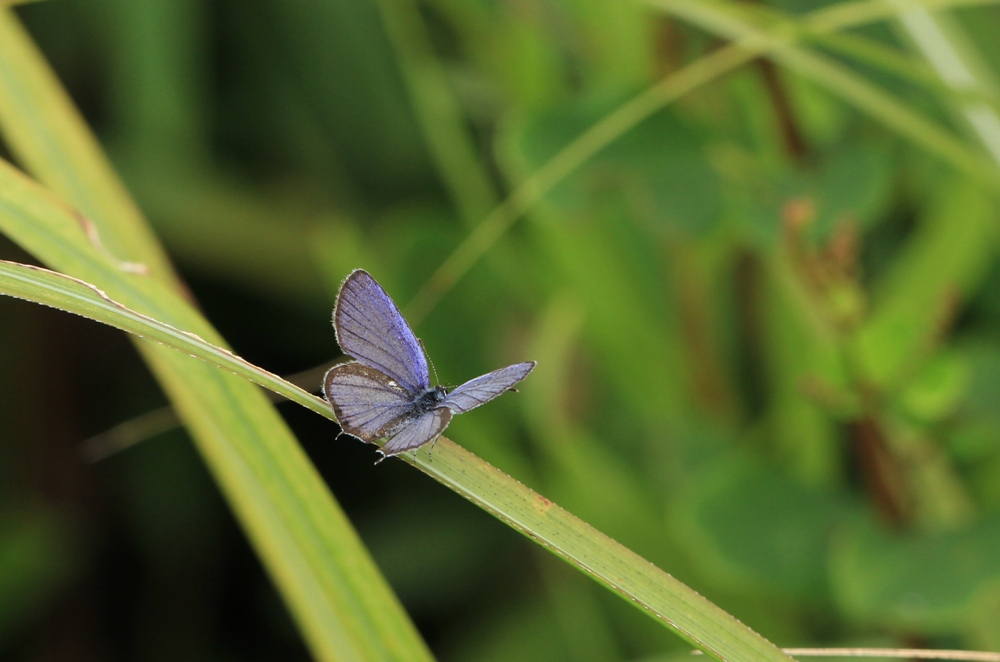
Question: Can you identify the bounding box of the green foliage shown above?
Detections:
[3,0,1000,659]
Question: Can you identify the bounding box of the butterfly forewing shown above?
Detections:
[324,362,415,442]
[441,362,536,414]
[382,408,452,455]
[326,270,536,459]
[334,270,430,394]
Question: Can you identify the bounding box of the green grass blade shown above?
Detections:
[706,0,1000,123]
[890,0,1000,167]
[649,0,1000,187]
[0,10,433,661]
[408,444,790,662]
[858,180,997,386]
[803,0,1000,34]
[0,255,792,662]
[0,259,332,418]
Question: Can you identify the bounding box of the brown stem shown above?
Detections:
[738,0,810,163]
[670,242,738,418]
[756,58,809,163]
[850,415,912,528]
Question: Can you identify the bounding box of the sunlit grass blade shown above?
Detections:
[889,0,1000,167]
[649,0,1000,187]
[804,30,965,99]
[697,0,1000,133]
[0,10,433,661]
[0,256,792,662]
[802,0,1000,34]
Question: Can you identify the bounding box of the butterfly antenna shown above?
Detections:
[419,338,442,386]
[374,450,387,465]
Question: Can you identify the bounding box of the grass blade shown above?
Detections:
[0,259,332,418]
[0,10,433,661]
[649,0,1000,187]
[889,0,1000,166]
[0,255,793,662]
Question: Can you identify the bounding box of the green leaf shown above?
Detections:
[675,458,848,601]
[832,513,1000,631]
[410,0,1000,322]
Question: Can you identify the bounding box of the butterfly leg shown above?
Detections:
[425,433,445,460]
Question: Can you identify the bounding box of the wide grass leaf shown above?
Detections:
[0,10,432,661]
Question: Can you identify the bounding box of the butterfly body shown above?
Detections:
[413,386,448,415]
[324,270,535,459]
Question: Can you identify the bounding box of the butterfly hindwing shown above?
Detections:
[334,270,430,394]
[326,270,536,459]
[442,362,536,414]
[324,362,416,442]
[381,408,452,456]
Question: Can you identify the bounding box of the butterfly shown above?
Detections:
[324,269,536,460]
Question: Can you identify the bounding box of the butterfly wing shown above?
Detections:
[334,269,430,394]
[381,408,452,456]
[441,361,536,414]
[324,362,416,442]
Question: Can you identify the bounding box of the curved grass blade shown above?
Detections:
[0,257,792,662]
[80,360,340,462]
[0,10,433,661]
[648,0,1000,187]
[803,0,1000,34]
[890,0,1000,167]
[0,260,333,418]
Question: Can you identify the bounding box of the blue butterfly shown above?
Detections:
[324,270,536,460]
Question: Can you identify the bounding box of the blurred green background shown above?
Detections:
[4,0,1000,659]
